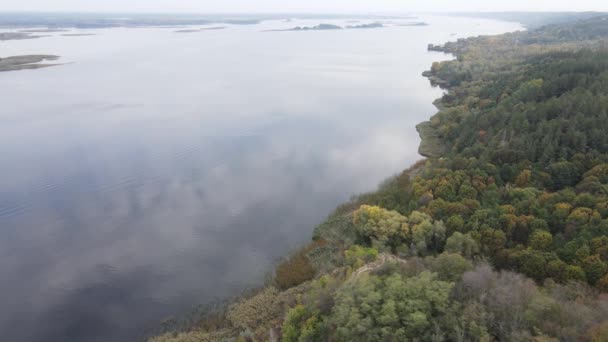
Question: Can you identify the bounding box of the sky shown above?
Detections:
[3,0,608,14]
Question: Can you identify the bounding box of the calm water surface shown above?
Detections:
[0,16,522,341]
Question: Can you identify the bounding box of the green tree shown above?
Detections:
[352,205,408,249]
[446,215,465,235]
[479,227,506,255]
[429,252,473,281]
[583,255,608,285]
[445,232,479,257]
[529,230,553,252]
[548,161,581,189]
[331,272,454,341]
[564,265,586,282]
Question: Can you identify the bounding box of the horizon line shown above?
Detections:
[0,10,606,15]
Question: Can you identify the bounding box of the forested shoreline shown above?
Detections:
[151,15,608,342]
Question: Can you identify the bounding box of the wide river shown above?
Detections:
[0,16,522,341]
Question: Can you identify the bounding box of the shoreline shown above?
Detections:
[154,14,608,340]
[147,21,510,341]
[0,55,61,72]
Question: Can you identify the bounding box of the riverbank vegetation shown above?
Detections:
[150,15,608,342]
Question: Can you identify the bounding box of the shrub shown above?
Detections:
[276,249,316,290]
[226,287,279,331]
[282,305,323,342]
[344,245,378,268]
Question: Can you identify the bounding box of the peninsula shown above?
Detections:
[0,55,61,72]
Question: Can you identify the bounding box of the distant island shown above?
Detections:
[174,26,226,33]
[0,13,260,29]
[174,29,200,33]
[200,26,226,31]
[266,23,343,32]
[346,22,383,29]
[265,21,425,32]
[291,23,342,30]
[1,30,97,40]
[0,32,44,41]
[0,13,405,29]
[397,22,429,26]
[0,55,60,72]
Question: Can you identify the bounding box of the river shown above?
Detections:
[0,15,522,341]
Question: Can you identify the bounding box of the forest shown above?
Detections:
[151,15,608,342]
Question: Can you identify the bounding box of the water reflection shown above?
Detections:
[0,16,522,341]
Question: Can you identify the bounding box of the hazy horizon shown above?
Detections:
[2,0,608,14]
[0,10,607,14]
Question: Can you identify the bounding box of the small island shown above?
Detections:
[0,32,43,40]
[1,29,95,40]
[346,22,384,29]
[0,55,61,72]
[174,29,200,33]
[175,26,226,33]
[200,26,226,31]
[398,22,429,27]
[266,24,343,32]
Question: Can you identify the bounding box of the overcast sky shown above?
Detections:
[3,0,608,14]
